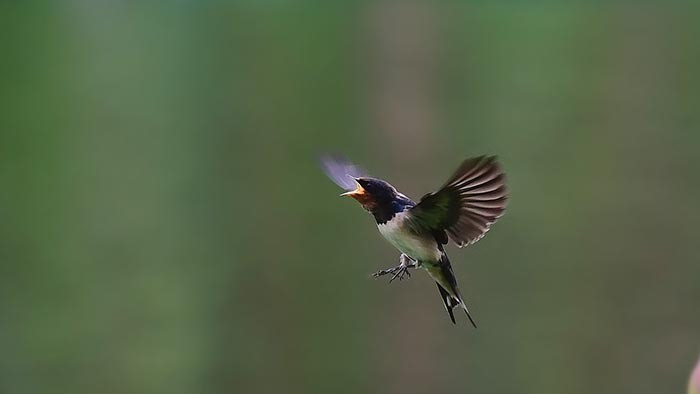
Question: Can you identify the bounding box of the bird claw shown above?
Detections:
[390,266,411,282]
[372,264,412,282]
[372,254,417,282]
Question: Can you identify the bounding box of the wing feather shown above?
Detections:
[409,156,507,247]
[319,155,366,191]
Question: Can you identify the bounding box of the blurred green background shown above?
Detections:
[1,2,699,393]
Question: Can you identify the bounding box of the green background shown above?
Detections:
[2,2,699,393]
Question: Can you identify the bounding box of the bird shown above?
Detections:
[321,155,507,327]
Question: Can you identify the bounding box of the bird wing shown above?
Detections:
[319,155,366,191]
[408,156,507,247]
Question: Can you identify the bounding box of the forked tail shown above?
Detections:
[433,254,477,328]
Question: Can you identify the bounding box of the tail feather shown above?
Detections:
[459,297,478,329]
[433,253,477,328]
[436,283,457,324]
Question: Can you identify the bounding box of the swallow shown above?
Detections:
[321,155,507,327]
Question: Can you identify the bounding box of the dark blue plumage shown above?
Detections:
[353,177,415,224]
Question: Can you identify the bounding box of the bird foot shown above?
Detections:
[372,265,412,282]
[372,254,416,283]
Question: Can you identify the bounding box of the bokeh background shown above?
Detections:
[2,2,699,393]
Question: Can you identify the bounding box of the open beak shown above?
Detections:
[340,179,365,198]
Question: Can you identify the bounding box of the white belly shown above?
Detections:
[377,211,442,262]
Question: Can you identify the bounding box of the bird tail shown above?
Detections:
[432,253,477,328]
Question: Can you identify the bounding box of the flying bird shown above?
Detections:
[321,155,507,327]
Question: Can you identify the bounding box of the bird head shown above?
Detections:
[341,177,397,211]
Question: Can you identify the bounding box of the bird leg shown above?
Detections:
[372,254,418,282]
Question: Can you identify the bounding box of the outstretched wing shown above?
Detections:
[408,156,507,247]
[319,155,366,191]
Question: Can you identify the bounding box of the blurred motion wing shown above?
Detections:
[319,155,366,191]
[409,156,507,247]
